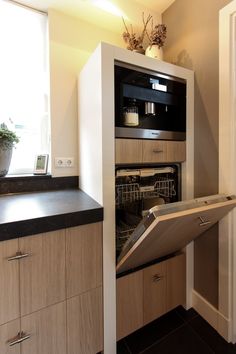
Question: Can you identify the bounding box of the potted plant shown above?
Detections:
[122,13,152,54]
[0,123,19,176]
[145,23,167,59]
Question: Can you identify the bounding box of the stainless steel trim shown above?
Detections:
[152,274,163,282]
[153,149,163,153]
[198,216,211,227]
[7,252,30,261]
[115,61,187,84]
[115,127,186,141]
[8,332,31,346]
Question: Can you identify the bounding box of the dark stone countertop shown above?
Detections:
[0,189,103,241]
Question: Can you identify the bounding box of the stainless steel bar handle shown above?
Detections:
[152,149,163,153]
[198,216,211,227]
[153,274,163,282]
[7,252,29,261]
[8,332,31,346]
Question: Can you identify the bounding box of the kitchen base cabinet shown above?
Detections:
[116,253,186,340]
[116,270,143,341]
[143,261,166,325]
[0,239,19,326]
[19,230,66,316]
[0,222,103,354]
[115,139,142,164]
[21,302,66,354]
[115,138,186,164]
[166,253,186,312]
[67,287,103,354]
[0,319,20,354]
[66,223,102,298]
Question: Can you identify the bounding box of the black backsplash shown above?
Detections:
[0,175,79,194]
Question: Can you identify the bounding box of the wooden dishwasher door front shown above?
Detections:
[116,197,236,274]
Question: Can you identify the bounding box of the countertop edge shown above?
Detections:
[0,189,104,242]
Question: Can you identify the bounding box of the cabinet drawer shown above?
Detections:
[0,319,20,354]
[166,253,186,312]
[143,262,167,325]
[116,271,143,340]
[142,140,186,163]
[115,139,142,164]
[21,302,66,354]
[0,239,20,326]
[19,230,66,316]
[66,223,103,298]
[67,287,103,354]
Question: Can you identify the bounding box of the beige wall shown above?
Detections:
[163,0,231,307]
[48,8,161,177]
[48,9,124,177]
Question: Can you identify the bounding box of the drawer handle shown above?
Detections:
[7,252,30,261]
[198,216,211,227]
[152,149,163,154]
[152,274,163,282]
[8,331,31,346]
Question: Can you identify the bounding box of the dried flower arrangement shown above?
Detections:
[122,13,152,52]
[146,22,167,49]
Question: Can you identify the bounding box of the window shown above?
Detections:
[0,1,50,175]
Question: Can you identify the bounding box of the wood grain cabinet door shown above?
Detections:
[0,319,20,354]
[116,270,143,340]
[19,230,66,316]
[115,138,142,164]
[142,140,186,163]
[67,287,103,354]
[166,253,186,312]
[143,261,167,325]
[21,302,66,354]
[66,223,102,298]
[0,239,20,326]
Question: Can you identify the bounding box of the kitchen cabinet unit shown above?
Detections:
[66,223,102,298]
[115,139,186,164]
[142,140,186,163]
[19,230,66,316]
[0,319,20,354]
[67,287,103,354]
[115,139,143,164]
[166,253,186,312]
[117,253,186,340]
[116,270,143,340]
[21,302,66,354]
[0,222,103,354]
[0,239,19,326]
[143,261,167,325]
[79,42,194,353]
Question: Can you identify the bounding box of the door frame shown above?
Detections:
[219,0,236,343]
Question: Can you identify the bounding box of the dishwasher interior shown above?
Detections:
[115,164,180,260]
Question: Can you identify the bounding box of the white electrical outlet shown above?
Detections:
[55,157,74,168]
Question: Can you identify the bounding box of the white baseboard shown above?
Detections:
[192,290,230,342]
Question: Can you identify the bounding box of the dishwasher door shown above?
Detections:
[116,194,236,274]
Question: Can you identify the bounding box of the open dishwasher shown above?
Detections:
[115,166,236,274]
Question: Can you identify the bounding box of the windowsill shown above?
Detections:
[0,175,79,195]
[1,173,52,180]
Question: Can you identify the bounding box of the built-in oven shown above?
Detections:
[115,63,186,141]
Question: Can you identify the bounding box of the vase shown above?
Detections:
[145,45,163,60]
[133,47,145,55]
[0,147,13,177]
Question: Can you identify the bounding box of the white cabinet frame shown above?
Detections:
[219,0,236,343]
[78,42,194,353]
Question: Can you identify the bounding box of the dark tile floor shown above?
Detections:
[117,306,236,354]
